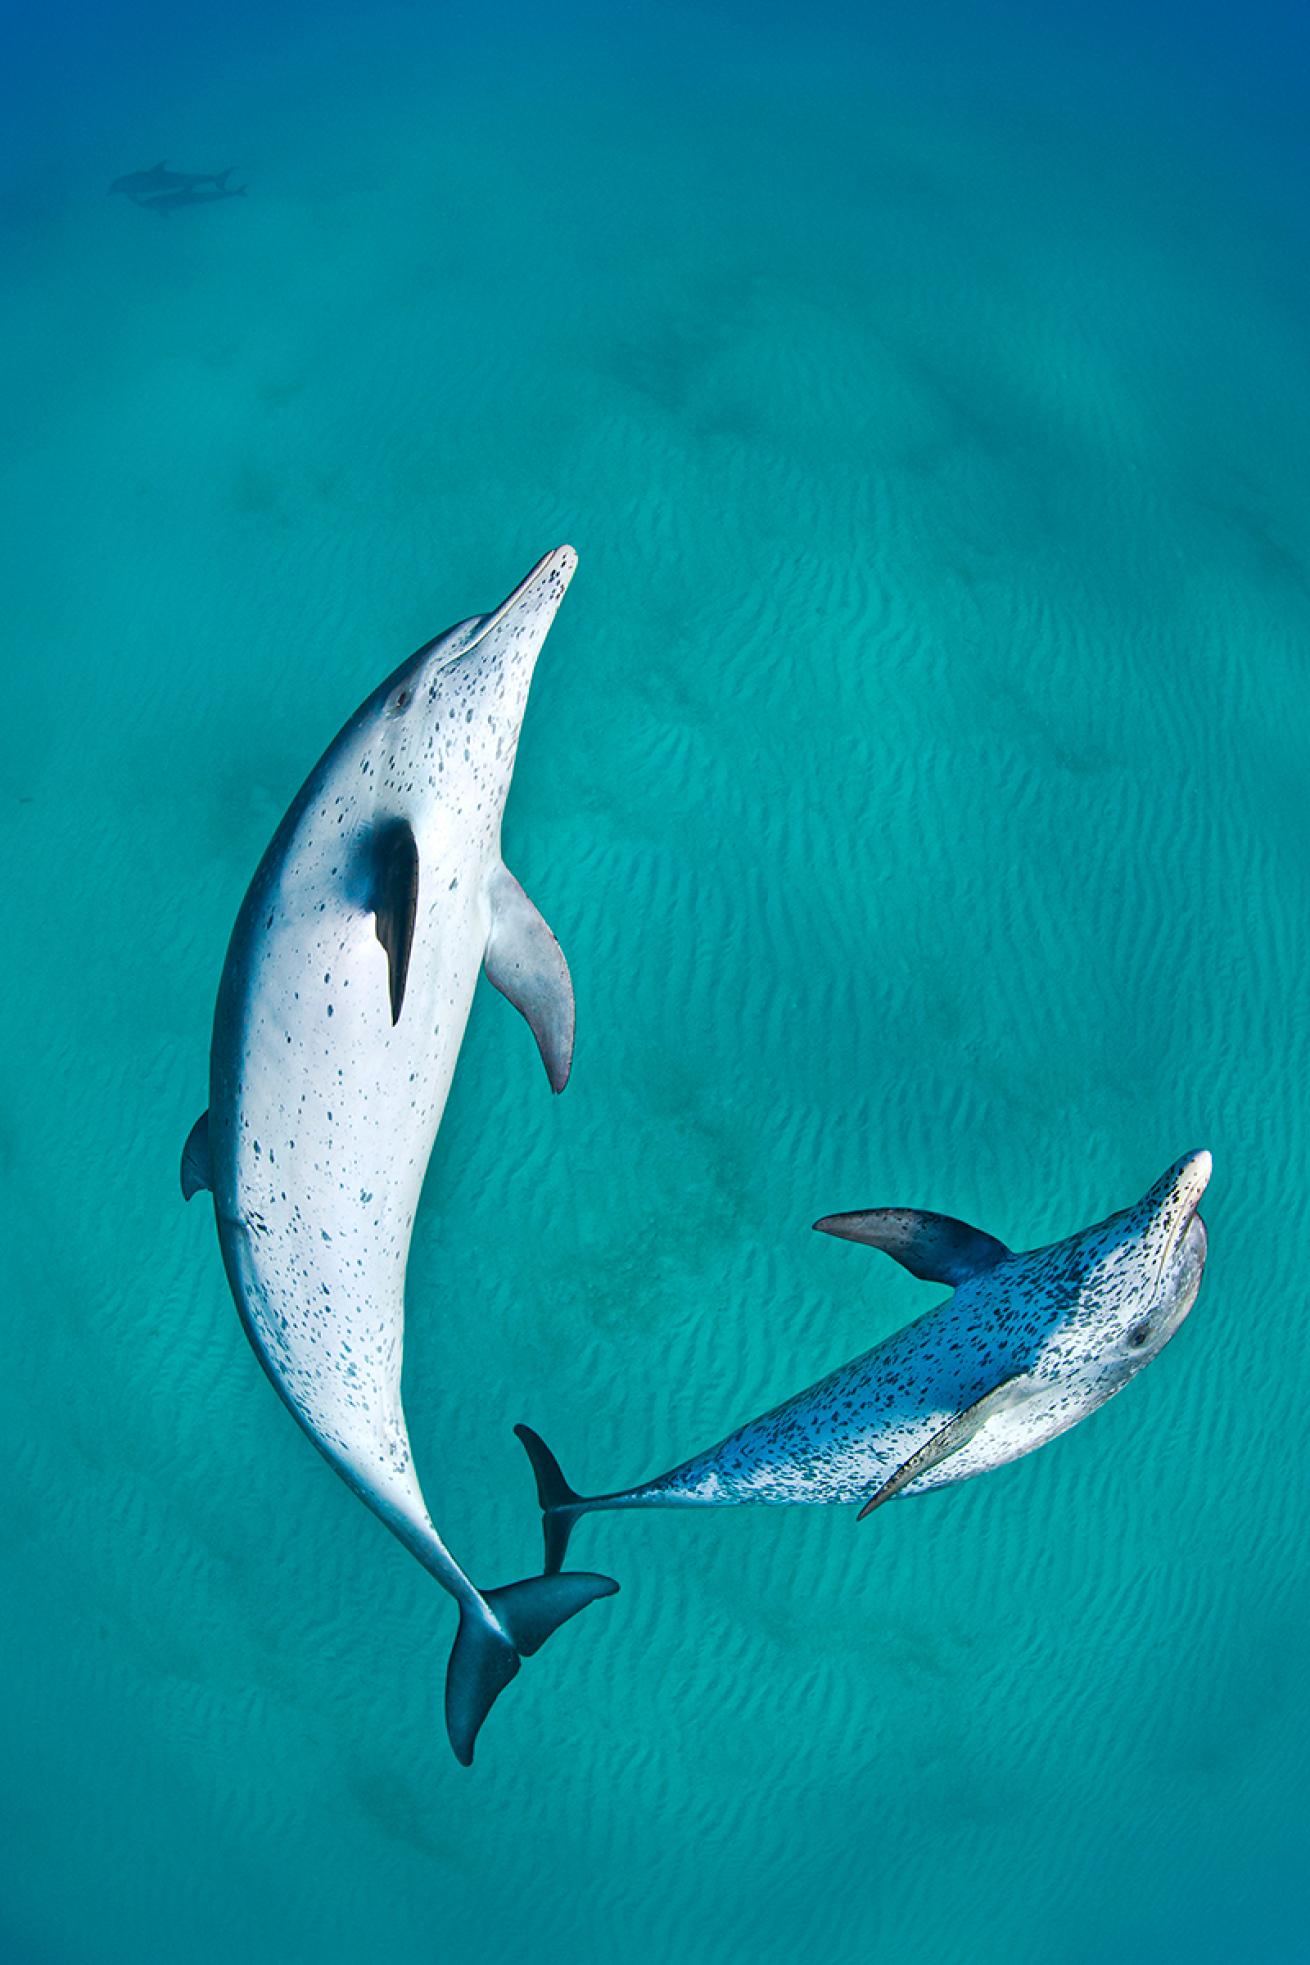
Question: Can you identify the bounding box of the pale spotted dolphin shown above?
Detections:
[517,1152,1211,1570]
[182,546,617,1765]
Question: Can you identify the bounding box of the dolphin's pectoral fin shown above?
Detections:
[813,1207,1010,1286]
[368,817,419,1024]
[180,1110,213,1200]
[483,864,574,1093]
[857,1373,1029,1519]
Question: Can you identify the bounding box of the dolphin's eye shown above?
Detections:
[1127,1322,1150,1348]
[395,690,411,709]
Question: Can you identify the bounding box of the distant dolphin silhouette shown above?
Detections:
[182,547,618,1765]
[109,162,235,200]
[518,1153,1211,1570]
[141,183,247,217]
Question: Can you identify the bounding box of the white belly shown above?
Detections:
[215,822,492,1481]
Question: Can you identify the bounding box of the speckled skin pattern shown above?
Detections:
[587,1153,1210,1517]
[206,547,576,1618]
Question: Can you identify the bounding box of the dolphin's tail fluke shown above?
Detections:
[514,1422,595,1574]
[445,1571,618,1766]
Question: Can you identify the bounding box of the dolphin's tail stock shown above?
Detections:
[514,1422,597,1574]
[445,1570,618,1767]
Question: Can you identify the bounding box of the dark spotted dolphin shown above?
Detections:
[182,547,617,1765]
[517,1152,1211,1570]
[109,162,234,200]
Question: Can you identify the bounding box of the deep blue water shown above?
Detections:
[2,3,1308,1960]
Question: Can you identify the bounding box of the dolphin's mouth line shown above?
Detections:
[1156,1201,1199,1288]
[460,545,575,654]
[1149,1160,1211,1299]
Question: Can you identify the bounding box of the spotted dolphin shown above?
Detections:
[517,1152,1211,1571]
[182,546,617,1765]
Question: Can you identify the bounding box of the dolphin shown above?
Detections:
[141,184,248,217]
[182,546,617,1765]
[517,1152,1211,1571]
[109,162,235,199]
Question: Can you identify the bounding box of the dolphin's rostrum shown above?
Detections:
[518,1153,1211,1570]
[183,547,617,1765]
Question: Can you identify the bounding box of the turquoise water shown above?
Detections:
[3,3,1309,1959]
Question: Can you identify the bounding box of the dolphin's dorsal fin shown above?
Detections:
[483,864,574,1093]
[369,817,419,1024]
[180,1110,212,1200]
[813,1207,1009,1286]
[857,1372,1029,1519]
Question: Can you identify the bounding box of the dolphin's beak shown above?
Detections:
[1151,1149,1212,1295]
[473,544,578,643]
[1173,1149,1213,1220]
[438,545,578,694]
